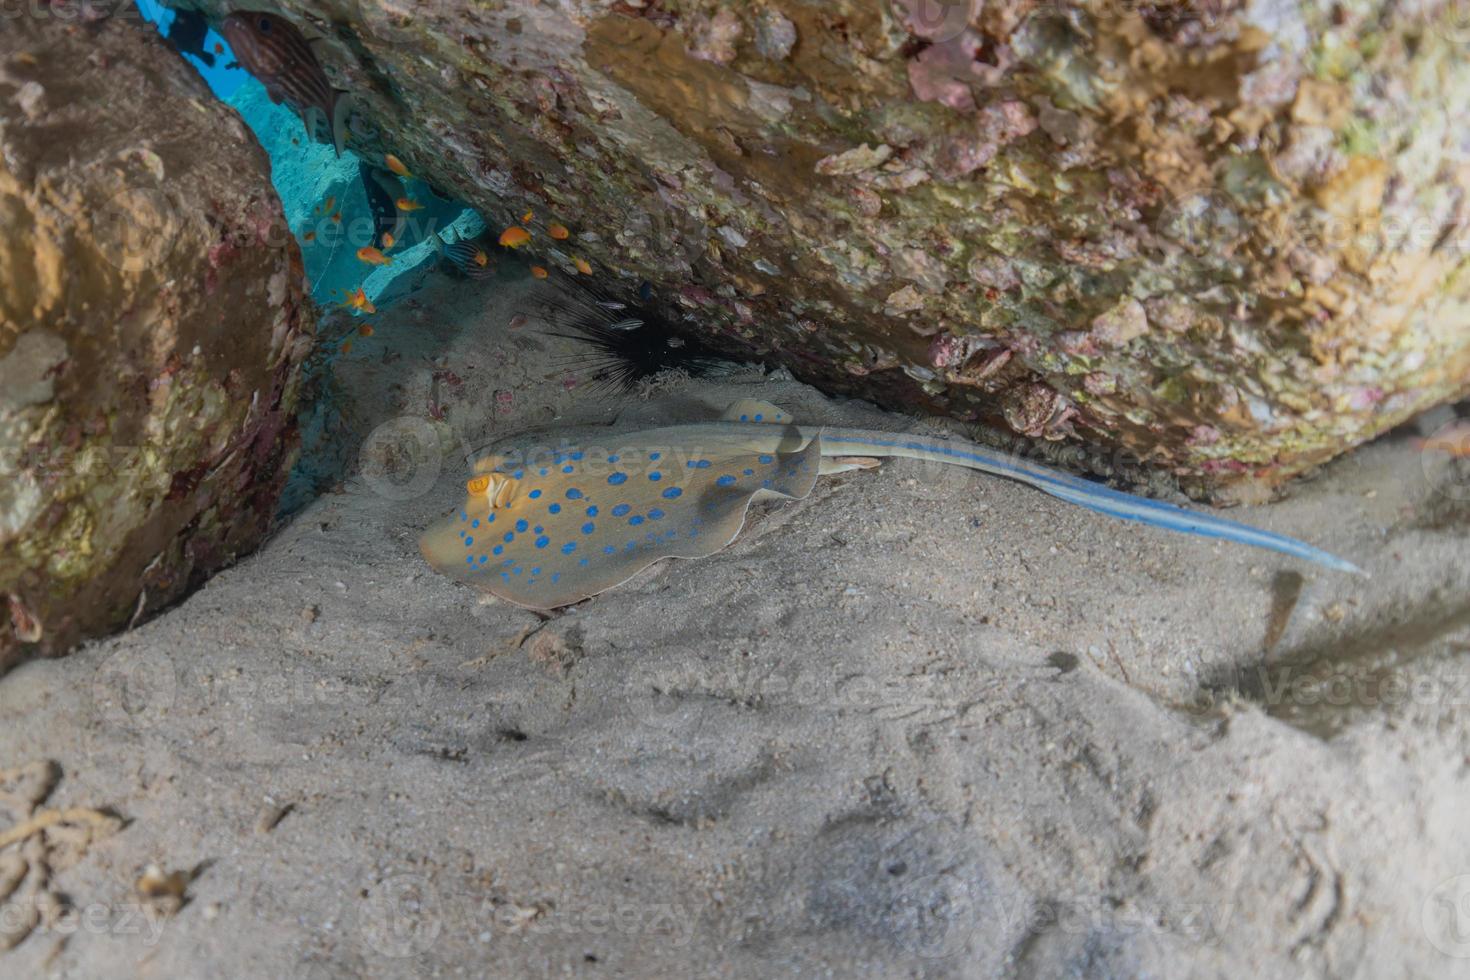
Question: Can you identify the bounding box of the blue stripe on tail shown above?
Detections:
[820,429,1363,575]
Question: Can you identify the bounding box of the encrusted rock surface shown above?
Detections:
[0,15,312,669]
[188,0,1470,499]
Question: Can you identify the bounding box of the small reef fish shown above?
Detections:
[381,232,396,249]
[573,257,593,274]
[303,230,316,242]
[522,209,534,223]
[438,233,495,280]
[499,226,532,248]
[316,195,335,215]
[421,398,1364,611]
[357,246,393,266]
[164,8,216,67]
[341,286,376,313]
[531,266,549,279]
[548,223,570,240]
[220,11,354,155]
[385,153,412,178]
[396,198,424,212]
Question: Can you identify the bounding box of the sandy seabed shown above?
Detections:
[3,269,1469,978]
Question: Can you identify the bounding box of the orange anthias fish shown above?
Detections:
[385,153,412,178]
[396,198,424,212]
[530,266,549,279]
[522,209,534,223]
[499,226,531,248]
[548,223,570,240]
[341,287,376,314]
[381,232,396,249]
[219,13,354,156]
[357,246,393,266]
[573,257,592,275]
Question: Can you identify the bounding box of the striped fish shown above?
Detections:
[220,11,353,155]
[437,234,496,280]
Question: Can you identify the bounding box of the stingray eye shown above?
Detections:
[466,475,491,496]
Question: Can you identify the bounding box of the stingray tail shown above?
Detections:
[818,428,1365,575]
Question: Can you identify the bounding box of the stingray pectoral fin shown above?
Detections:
[721,399,793,424]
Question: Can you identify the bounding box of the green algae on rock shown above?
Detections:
[0,15,312,669]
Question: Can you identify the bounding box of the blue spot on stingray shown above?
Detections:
[486,513,495,523]
[504,532,514,542]
[464,537,474,546]
[612,504,631,517]
[739,414,749,421]
[478,555,488,564]
[458,530,465,538]
[459,511,467,522]
[603,545,616,554]
[567,488,584,499]
[503,558,515,567]
[607,455,619,463]
[586,505,599,517]
[582,522,595,534]
[513,470,524,479]
[625,541,637,551]
[759,455,774,464]
[563,465,574,473]
[534,525,543,534]
[535,536,549,549]
[608,473,627,485]
[552,573,561,583]
[629,515,645,526]
[539,468,548,476]
[561,542,577,554]
[754,414,763,421]
[529,489,542,499]
[579,558,589,567]
[648,509,664,520]
[717,475,735,486]
[501,572,509,581]
[515,519,528,532]
[531,567,540,575]
[662,487,682,499]
[471,519,480,528]
[549,503,561,514]
[514,567,522,575]
[493,545,504,556]
[744,468,753,476]
[649,471,662,481]
[571,452,584,461]
[465,556,474,565]
[763,479,772,488]
[664,530,675,538]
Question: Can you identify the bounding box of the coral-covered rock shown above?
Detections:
[192,0,1470,501]
[0,15,311,668]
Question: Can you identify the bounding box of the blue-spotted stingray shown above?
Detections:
[420,399,1362,610]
